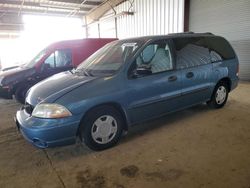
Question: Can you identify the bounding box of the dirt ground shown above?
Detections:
[0,82,250,188]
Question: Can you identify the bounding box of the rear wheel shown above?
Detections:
[207,81,229,109]
[80,106,124,151]
[15,85,30,104]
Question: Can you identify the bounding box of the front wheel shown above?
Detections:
[207,82,229,109]
[80,106,124,151]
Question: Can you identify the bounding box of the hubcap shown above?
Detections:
[215,86,227,105]
[91,115,118,144]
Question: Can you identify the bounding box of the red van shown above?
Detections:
[0,38,117,103]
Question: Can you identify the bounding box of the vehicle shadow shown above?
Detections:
[120,103,213,144]
[45,139,93,161]
[46,103,214,161]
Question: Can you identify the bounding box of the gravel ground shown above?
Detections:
[0,82,249,188]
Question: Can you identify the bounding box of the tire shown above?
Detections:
[207,81,229,109]
[15,85,30,104]
[80,106,124,151]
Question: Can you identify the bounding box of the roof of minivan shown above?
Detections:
[119,32,218,43]
[47,38,117,49]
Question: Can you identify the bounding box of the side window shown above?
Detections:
[133,41,173,75]
[173,37,210,69]
[55,49,72,67]
[206,37,235,62]
[44,53,55,68]
[44,49,72,68]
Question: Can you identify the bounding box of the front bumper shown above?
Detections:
[15,108,81,148]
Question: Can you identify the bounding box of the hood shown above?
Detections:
[1,65,20,71]
[0,66,35,86]
[26,71,97,106]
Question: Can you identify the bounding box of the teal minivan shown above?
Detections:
[16,33,239,150]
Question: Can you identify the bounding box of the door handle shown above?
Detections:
[168,75,177,82]
[186,72,194,78]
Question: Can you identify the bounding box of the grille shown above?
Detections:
[24,103,34,115]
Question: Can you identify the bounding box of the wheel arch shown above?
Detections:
[12,80,32,93]
[217,77,232,92]
[76,102,129,138]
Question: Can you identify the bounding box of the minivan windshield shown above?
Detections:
[24,49,47,68]
[75,40,140,76]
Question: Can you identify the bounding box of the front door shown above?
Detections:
[126,40,183,124]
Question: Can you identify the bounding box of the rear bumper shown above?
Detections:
[15,108,81,148]
[231,77,239,91]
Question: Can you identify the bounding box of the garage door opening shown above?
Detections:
[0,15,85,69]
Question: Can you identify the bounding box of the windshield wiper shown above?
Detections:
[87,70,94,77]
[74,68,94,77]
[83,69,90,76]
[69,68,75,74]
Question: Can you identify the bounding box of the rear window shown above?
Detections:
[206,36,236,62]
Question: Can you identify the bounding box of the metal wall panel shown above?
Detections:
[116,0,184,38]
[189,0,250,80]
[87,22,99,38]
[231,40,250,80]
[99,19,116,38]
[87,0,185,38]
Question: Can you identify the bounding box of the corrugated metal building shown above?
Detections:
[189,0,250,80]
[87,0,185,39]
[87,0,250,80]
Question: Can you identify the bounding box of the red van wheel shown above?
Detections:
[15,85,30,104]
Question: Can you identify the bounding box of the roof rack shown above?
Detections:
[204,32,214,35]
[182,32,195,34]
[168,32,194,35]
[168,32,214,35]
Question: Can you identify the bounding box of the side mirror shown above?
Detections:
[133,65,152,78]
[67,65,74,69]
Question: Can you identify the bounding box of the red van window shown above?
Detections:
[44,49,72,68]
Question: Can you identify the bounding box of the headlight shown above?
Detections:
[32,103,72,119]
